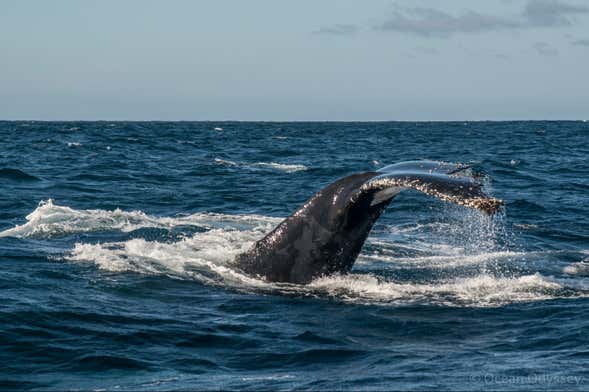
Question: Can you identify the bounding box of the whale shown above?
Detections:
[235,161,503,284]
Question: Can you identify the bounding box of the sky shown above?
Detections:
[1,0,588,121]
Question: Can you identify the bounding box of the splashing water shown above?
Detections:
[2,199,582,307]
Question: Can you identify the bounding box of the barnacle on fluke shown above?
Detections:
[458,197,504,215]
[363,175,504,215]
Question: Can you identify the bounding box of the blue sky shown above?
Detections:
[1,0,588,120]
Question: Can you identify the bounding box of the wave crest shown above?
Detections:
[308,273,563,306]
[0,199,279,238]
[214,158,307,173]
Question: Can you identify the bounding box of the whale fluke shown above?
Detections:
[236,161,502,284]
[365,161,503,215]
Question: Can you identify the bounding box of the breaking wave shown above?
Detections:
[0,199,279,238]
[214,158,308,173]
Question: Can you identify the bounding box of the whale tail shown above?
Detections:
[236,161,503,284]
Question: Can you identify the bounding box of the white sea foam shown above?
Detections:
[563,260,589,276]
[251,162,308,172]
[66,229,260,279]
[64,229,568,306]
[0,199,280,238]
[308,273,562,306]
[213,158,239,166]
[358,250,525,270]
[214,158,308,172]
[3,201,584,307]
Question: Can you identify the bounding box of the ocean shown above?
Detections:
[0,121,588,390]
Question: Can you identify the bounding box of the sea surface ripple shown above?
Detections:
[0,121,588,390]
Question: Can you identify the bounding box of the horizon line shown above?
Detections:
[1,118,587,123]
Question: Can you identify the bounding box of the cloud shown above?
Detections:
[312,24,358,35]
[571,38,589,46]
[375,8,520,37]
[523,0,589,26]
[533,41,559,55]
[373,0,589,37]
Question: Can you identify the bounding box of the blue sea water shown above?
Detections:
[0,121,588,391]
